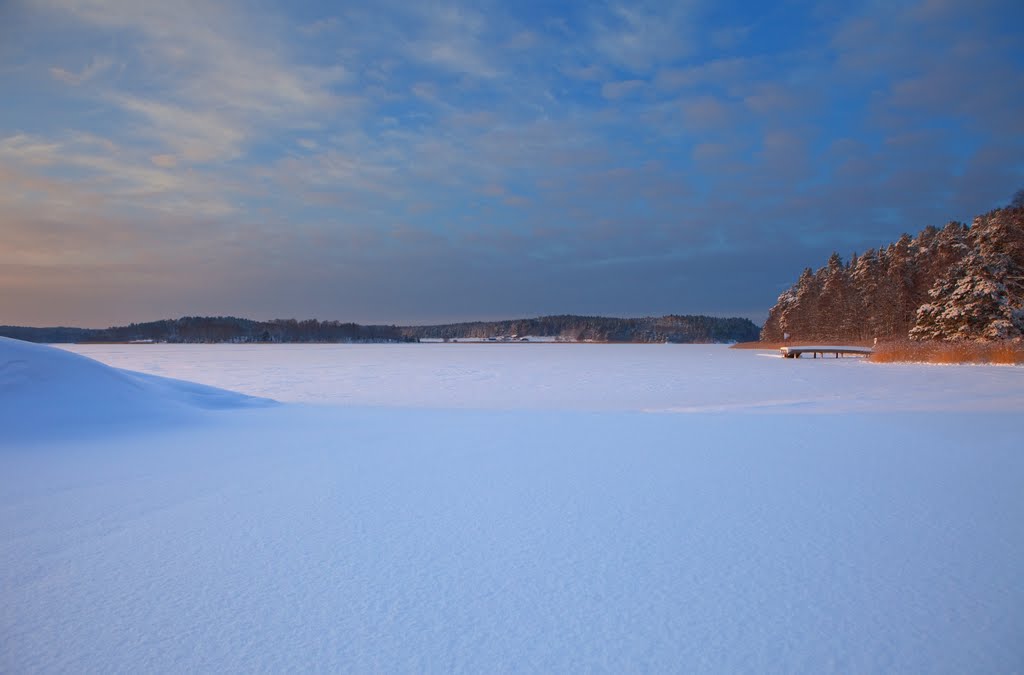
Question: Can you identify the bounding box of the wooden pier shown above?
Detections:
[780,346,873,359]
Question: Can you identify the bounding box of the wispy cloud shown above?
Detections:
[601,79,646,100]
[298,16,339,36]
[49,55,114,85]
[114,96,245,163]
[0,131,236,218]
[409,5,499,78]
[37,0,346,165]
[588,2,697,72]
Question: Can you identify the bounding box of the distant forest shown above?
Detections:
[762,205,1024,342]
[2,313,759,345]
[0,317,412,344]
[403,315,760,343]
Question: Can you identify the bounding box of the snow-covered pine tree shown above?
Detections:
[911,208,1024,341]
[817,252,853,341]
[761,284,797,341]
[761,267,822,341]
[850,248,882,338]
[788,267,824,340]
[879,233,917,337]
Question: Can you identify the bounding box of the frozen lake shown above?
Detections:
[3,341,1023,672]
[57,341,1024,412]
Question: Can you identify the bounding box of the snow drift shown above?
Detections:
[0,337,273,441]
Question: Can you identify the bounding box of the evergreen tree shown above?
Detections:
[850,248,882,339]
[912,208,1024,340]
[761,207,1016,343]
[817,252,853,340]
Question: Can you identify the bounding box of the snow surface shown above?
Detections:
[0,337,273,442]
[3,340,1024,672]
[55,341,1024,413]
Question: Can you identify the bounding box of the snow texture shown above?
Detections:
[0,337,273,442]
[2,340,1023,672]
[55,342,1024,413]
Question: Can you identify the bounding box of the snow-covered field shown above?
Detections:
[3,340,1023,672]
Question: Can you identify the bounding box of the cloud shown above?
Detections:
[601,79,646,99]
[298,16,339,36]
[710,25,751,50]
[654,57,752,91]
[588,2,697,72]
[680,95,737,131]
[691,141,733,165]
[743,83,804,116]
[411,82,441,103]
[341,3,503,79]
[36,0,345,165]
[4,0,1024,326]
[0,134,61,165]
[758,130,809,181]
[114,96,246,163]
[420,14,503,78]
[504,30,540,50]
[0,131,236,218]
[150,154,177,168]
[49,55,113,85]
[562,64,606,81]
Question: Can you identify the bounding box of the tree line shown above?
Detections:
[761,205,1024,342]
[402,314,760,343]
[3,313,760,344]
[0,317,413,344]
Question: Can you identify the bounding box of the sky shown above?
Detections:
[1,0,1023,328]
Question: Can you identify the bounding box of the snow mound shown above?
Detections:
[0,337,274,441]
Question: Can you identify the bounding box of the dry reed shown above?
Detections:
[869,340,1024,365]
[730,341,785,349]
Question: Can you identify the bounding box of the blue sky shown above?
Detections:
[1,0,1022,327]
